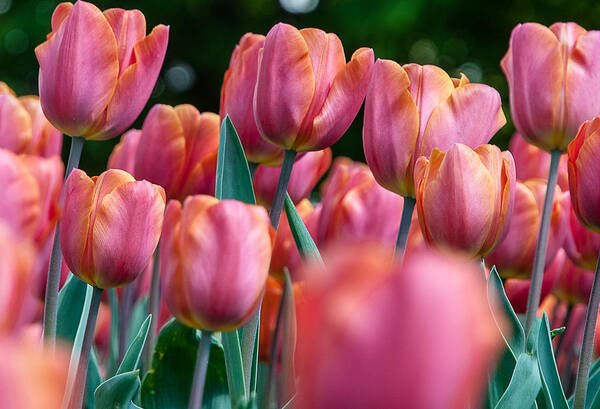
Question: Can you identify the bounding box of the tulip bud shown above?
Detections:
[254,23,374,152]
[253,149,332,209]
[487,179,567,278]
[220,33,283,165]
[123,104,220,201]
[60,169,165,288]
[35,1,169,140]
[414,143,516,258]
[161,196,272,331]
[502,22,600,151]
[564,202,600,271]
[296,244,505,409]
[363,60,505,197]
[568,116,600,232]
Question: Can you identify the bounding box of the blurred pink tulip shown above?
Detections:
[502,22,600,151]
[363,61,505,197]
[487,179,567,278]
[35,1,169,140]
[564,201,600,271]
[553,257,594,306]
[60,169,165,288]
[220,33,283,165]
[161,196,272,331]
[296,244,505,409]
[253,149,331,209]
[254,23,374,152]
[414,144,516,258]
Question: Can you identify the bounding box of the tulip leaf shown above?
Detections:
[94,370,140,409]
[284,194,322,265]
[550,327,566,339]
[140,319,230,409]
[117,315,151,375]
[215,115,256,205]
[494,353,541,409]
[537,313,569,409]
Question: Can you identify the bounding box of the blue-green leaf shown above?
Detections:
[538,313,568,409]
[94,370,140,409]
[117,315,151,375]
[495,353,541,409]
[284,194,322,265]
[222,330,247,408]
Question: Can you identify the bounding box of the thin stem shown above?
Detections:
[269,150,296,229]
[241,307,260,398]
[188,331,213,409]
[394,197,416,262]
[248,162,258,180]
[43,136,85,348]
[480,258,487,278]
[144,245,161,371]
[118,283,135,363]
[524,150,561,333]
[66,286,102,409]
[108,289,119,375]
[556,303,574,357]
[572,251,600,409]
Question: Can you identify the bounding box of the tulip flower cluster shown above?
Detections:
[4,2,600,409]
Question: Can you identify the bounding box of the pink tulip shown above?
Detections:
[35,1,169,140]
[253,148,332,209]
[501,22,600,151]
[414,144,516,258]
[254,23,374,152]
[568,116,600,232]
[296,244,505,409]
[60,168,165,288]
[363,60,505,197]
[564,201,600,271]
[118,104,220,201]
[553,257,594,305]
[220,33,283,165]
[161,195,272,331]
[487,179,568,278]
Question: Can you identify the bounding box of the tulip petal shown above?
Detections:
[91,180,165,288]
[363,58,418,197]
[19,95,63,157]
[0,93,32,153]
[51,2,73,32]
[304,47,374,151]
[103,8,146,76]
[254,23,315,149]
[420,84,504,158]
[107,129,142,174]
[35,1,119,137]
[572,124,600,230]
[98,24,169,140]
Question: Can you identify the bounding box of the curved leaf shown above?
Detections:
[284,194,323,265]
[538,313,569,409]
[94,370,140,409]
[117,315,152,375]
[495,353,542,409]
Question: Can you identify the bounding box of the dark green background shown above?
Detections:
[0,0,594,174]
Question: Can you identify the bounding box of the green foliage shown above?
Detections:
[95,370,141,409]
[283,194,323,265]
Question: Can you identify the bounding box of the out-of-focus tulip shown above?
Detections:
[254,23,374,152]
[364,61,505,197]
[509,132,568,190]
[161,195,272,332]
[564,202,600,271]
[0,336,69,409]
[487,179,567,278]
[553,257,594,305]
[60,168,165,288]
[501,22,600,152]
[220,33,283,165]
[254,149,331,209]
[504,249,564,313]
[35,1,169,140]
[120,104,220,200]
[414,144,516,258]
[296,244,505,409]
[568,116,600,232]
[0,83,62,156]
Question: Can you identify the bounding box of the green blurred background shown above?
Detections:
[0,0,595,174]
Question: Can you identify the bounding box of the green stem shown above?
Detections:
[480,258,487,278]
[108,289,119,375]
[43,136,85,348]
[524,149,561,333]
[118,283,135,363]
[241,307,260,398]
[66,286,102,409]
[248,162,258,180]
[188,331,213,409]
[269,150,296,229]
[572,251,600,409]
[144,245,161,371]
[394,197,415,261]
[222,331,247,407]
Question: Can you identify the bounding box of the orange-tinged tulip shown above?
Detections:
[568,116,600,232]
[161,195,272,332]
[253,149,331,209]
[254,23,374,152]
[111,104,220,201]
[296,244,505,409]
[487,179,567,278]
[553,257,594,305]
[220,33,283,165]
[502,22,600,151]
[60,168,165,288]
[414,143,516,258]
[564,202,600,271]
[363,61,505,197]
[35,1,169,140]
